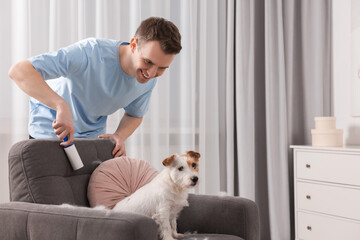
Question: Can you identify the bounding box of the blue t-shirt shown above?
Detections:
[28,38,157,139]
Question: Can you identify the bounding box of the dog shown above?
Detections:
[112,150,201,240]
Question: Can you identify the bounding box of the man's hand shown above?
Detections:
[53,102,75,147]
[98,113,142,157]
[98,133,126,157]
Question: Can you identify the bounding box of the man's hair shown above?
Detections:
[135,17,182,54]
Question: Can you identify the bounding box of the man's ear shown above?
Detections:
[186,151,200,160]
[162,155,176,166]
[130,37,138,52]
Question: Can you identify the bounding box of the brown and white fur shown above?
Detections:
[112,151,201,240]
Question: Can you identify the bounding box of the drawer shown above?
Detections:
[297,181,360,221]
[296,151,360,186]
[297,211,360,240]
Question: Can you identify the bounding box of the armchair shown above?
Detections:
[0,139,260,240]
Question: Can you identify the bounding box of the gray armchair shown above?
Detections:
[0,139,260,240]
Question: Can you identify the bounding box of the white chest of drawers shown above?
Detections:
[291,145,360,240]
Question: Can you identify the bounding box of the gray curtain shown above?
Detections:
[223,0,332,239]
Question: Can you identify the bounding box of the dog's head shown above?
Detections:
[162,151,200,189]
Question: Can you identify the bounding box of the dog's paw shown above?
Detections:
[161,232,176,240]
[173,232,184,238]
[161,235,175,240]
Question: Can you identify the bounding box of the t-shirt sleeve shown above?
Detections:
[124,79,157,118]
[28,40,87,80]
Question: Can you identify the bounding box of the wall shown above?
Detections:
[333,0,360,145]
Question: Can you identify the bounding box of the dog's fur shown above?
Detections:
[112,150,201,240]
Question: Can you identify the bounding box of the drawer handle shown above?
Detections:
[306,164,311,168]
[307,226,312,231]
[306,195,311,200]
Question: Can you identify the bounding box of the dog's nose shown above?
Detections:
[192,176,198,184]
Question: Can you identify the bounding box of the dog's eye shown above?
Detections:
[178,166,184,171]
[192,163,197,168]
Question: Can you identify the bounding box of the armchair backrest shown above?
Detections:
[8,139,114,206]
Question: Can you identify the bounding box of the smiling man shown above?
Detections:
[8,17,182,157]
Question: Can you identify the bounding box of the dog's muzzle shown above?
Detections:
[191,176,199,185]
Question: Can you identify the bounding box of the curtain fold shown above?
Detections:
[11,0,30,143]
[264,0,291,238]
[197,0,222,194]
[225,0,235,197]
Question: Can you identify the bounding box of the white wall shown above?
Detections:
[333,0,360,145]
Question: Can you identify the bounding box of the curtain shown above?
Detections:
[225,0,332,239]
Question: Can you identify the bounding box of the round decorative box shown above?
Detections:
[314,116,336,130]
[311,116,343,147]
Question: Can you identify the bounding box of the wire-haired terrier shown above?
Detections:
[113,151,201,240]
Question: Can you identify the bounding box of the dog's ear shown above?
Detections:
[162,155,176,166]
[186,151,200,160]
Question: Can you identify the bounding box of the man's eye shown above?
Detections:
[178,166,184,171]
[144,59,151,64]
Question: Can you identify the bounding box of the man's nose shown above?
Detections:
[148,65,158,78]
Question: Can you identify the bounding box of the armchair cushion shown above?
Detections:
[87,157,158,209]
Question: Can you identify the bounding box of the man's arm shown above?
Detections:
[8,60,74,146]
[98,112,143,157]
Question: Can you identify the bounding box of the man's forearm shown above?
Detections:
[114,113,143,140]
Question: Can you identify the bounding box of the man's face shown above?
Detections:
[131,38,175,84]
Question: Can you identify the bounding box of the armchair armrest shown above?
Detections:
[177,194,260,240]
[0,202,158,240]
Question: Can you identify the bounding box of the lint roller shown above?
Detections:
[63,136,84,170]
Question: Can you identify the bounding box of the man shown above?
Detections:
[8,17,182,157]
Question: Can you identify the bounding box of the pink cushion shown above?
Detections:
[87,157,158,209]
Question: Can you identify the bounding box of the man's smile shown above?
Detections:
[140,69,150,79]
